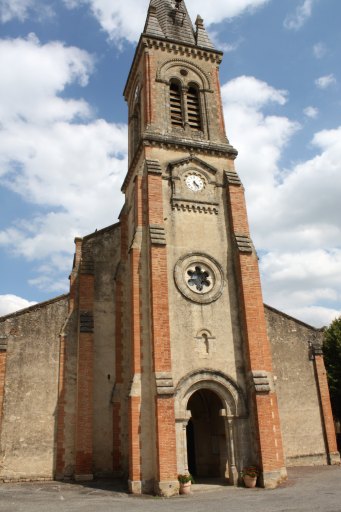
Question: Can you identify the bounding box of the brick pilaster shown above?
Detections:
[55,334,67,477]
[74,248,95,480]
[314,351,340,464]
[56,237,82,478]
[128,175,143,490]
[225,170,286,487]
[146,166,178,496]
[112,211,128,475]
[0,345,7,432]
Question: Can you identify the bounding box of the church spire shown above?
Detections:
[143,0,215,50]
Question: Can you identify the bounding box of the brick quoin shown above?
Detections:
[226,179,286,480]
[129,396,142,481]
[112,403,121,472]
[314,354,338,459]
[55,335,67,476]
[146,171,177,483]
[155,397,178,481]
[0,351,7,430]
[112,212,128,472]
[75,270,95,477]
[128,175,144,483]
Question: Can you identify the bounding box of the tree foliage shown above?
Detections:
[323,316,341,420]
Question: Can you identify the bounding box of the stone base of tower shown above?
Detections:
[328,451,341,465]
[260,468,287,489]
[154,480,179,497]
[128,479,179,496]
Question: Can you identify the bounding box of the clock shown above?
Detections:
[185,174,204,192]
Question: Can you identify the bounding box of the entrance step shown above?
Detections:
[191,478,229,493]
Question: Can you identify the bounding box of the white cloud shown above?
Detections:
[315,74,337,89]
[63,0,271,43]
[0,36,127,291]
[0,295,37,317]
[313,42,327,59]
[284,0,314,30]
[0,0,54,23]
[303,106,319,119]
[222,75,341,327]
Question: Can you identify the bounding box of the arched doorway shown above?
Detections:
[186,389,227,478]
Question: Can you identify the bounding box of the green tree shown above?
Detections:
[323,317,341,421]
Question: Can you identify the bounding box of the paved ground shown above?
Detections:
[0,466,340,512]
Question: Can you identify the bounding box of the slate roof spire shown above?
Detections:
[144,0,215,50]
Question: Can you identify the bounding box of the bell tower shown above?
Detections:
[118,0,287,496]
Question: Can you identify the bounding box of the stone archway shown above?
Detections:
[174,370,247,485]
[186,389,226,478]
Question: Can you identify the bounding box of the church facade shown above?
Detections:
[0,0,339,496]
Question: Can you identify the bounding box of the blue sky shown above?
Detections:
[0,0,340,326]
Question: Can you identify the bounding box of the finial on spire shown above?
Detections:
[195,15,204,28]
[175,0,183,9]
[195,13,215,50]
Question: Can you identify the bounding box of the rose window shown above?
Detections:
[187,266,211,292]
[174,253,224,304]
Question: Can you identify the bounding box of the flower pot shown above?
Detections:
[180,481,192,495]
[243,475,257,488]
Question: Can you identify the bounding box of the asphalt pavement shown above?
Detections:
[0,465,340,512]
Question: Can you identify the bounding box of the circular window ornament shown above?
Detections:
[174,253,224,304]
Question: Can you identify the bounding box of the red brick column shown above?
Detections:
[128,175,144,493]
[146,163,178,496]
[314,351,340,464]
[0,345,7,431]
[55,334,67,477]
[225,170,286,488]
[56,238,82,478]
[112,213,128,475]
[74,252,95,480]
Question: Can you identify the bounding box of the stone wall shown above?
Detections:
[0,296,68,481]
[265,304,327,466]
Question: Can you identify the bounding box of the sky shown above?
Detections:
[0,0,340,327]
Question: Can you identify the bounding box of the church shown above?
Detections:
[0,0,339,496]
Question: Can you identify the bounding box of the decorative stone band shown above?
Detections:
[172,199,218,214]
[150,225,166,245]
[0,336,7,352]
[251,371,271,394]
[80,312,94,333]
[225,169,242,186]
[145,159,162,175]
[155,372,175,396]
[235,234,253,253]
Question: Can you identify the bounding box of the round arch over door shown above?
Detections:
[174,370,248,485]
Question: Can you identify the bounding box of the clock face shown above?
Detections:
[185,175,204,192]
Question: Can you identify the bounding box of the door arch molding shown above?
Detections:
[174,369,247,419]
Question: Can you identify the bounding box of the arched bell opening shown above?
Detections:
[186,389,227,479]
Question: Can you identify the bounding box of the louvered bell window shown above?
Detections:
[170,82,183,127]
[187,86,201,130]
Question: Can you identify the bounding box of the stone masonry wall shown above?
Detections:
[265,305,327,466]
[0,296,68,481]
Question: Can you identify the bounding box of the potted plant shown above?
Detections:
[241,466,259,488]
[178,473,194,494]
